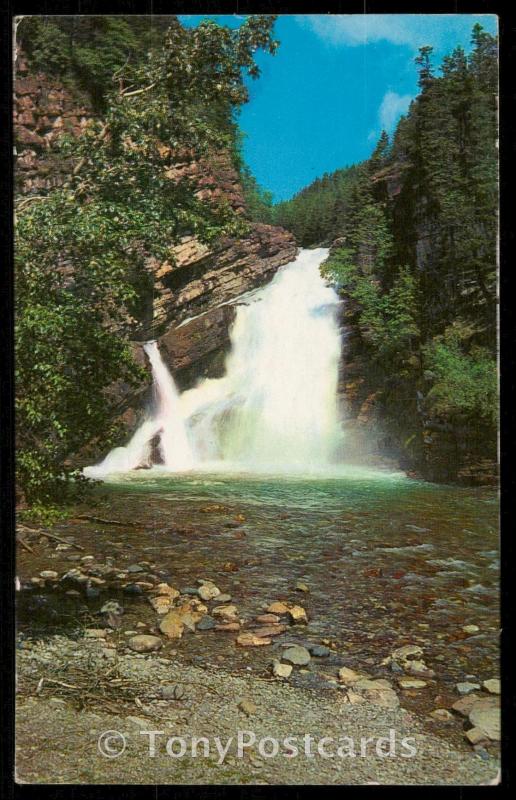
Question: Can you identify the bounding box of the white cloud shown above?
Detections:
[296,14,498,51]
[297,14,434,48]
[378,91,413,131]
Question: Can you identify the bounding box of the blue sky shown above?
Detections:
[181,14,498,202]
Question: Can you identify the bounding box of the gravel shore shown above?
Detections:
[15,634,500,785]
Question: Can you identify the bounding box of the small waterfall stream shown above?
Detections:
[85,247,344,477]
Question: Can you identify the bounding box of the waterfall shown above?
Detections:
[143,341,196,470]
[85,247,344,477]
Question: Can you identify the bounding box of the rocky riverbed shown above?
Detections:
[16,471,501,784]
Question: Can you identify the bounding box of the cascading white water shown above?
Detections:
[144,341,196,470]
[85,247,344,477]
[180,247,342,471]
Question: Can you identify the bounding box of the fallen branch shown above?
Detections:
[17,524,85,551]
[76,514,148,528]
[17,536,34,554]
[36,677,80,693]
[41,530,85,550]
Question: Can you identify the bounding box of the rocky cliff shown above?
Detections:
[14,53,297,407]
[333,166,498,486]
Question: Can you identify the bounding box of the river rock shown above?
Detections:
[429,708,454,722]
[252,624,287,638]
[272,660,293,679]
[456,681,481,695]
[256,614,280,624]
[398,678,427,689]
[214,593,232,604]
[465,727,490,746]
[149,595,174,615]
[123,583,143,595]
[196,615,216,631]
[482,678,500,695]
[310,645,331,657]
[406,660,435,677]
[127,564,144,573]
[153,583,180,598]
[338,667,362,684]
[215,622,240,632]
[236,633,272,647]
[39,570,58,580]
[295,581,310,593]
[266,601,289,615]
[159,602,204,638]
[469,706,501,741]
[128,634,162,653]
[462,624,480,634]
[198,582,221,601]
[288,605,308,624]
[347,691,367,705]
[355,678,393,691]
[282,645,311,666]
[84,628,107,639]
[211,604,238,620]
[452,694,484,717]
[356,680,399,710]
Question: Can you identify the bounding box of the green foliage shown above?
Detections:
[323,248,420,368]
[16,15,278,504]
[19,16,172,108]
[422,326,497,426]
[18,17,72,76]
[394,27,498,341]
[240,166,274,223]
[369,130,390,170]
[273,165,360,245]
[18,504,72,526]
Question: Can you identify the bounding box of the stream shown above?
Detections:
[17,467,499,746]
